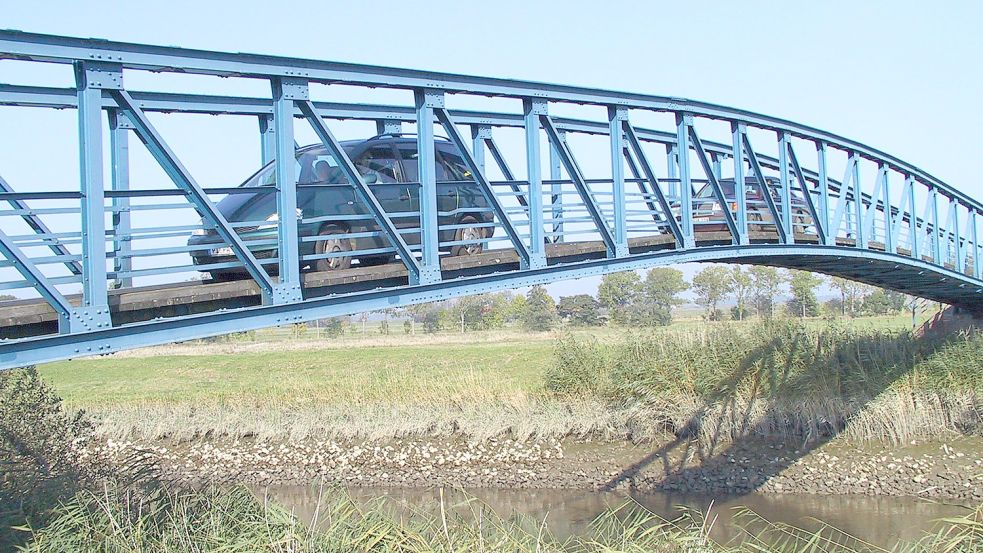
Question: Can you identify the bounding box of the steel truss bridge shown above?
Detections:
[0,31,979,369]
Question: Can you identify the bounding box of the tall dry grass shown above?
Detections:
[547,320,982,445]
[19,483,983,552]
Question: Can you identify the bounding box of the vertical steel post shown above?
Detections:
[608,106,629,257]
[73,61,112,330]
[523,99,548,267]
[259,115,276,166]
[675,114,695,248]
[906,176,919,260]
[108,109,132,289]
[817,142,833,245]
[953,199,963,273]
[778,132,793,242]
[971,210,980,280]
[666,144,679,200]
[931,187,942,264]
[376,119,402,136]
[881,165,894,254]
[415,89,443,282]
[711,153,722,181]
[470,125,490,175]
[270,78,303,302]
[852,155,865,248]
[549,129,564,243]
[731,122,748,244]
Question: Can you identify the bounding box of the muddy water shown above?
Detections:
[255,484,975,548]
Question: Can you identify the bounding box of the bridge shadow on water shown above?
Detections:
[597,321,970,496]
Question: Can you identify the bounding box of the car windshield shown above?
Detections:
[239,146,360,187]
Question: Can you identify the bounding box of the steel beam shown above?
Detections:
[259,115,276,166]
[0,174,82,276]
[434,108,534,268]
[675,115,695,248]
[110,88,278,301]
[778,132,794,242]
[607,106,629,256]
[540,114,619,257]
[414,90,443,283]
[731,123,749,244]
[549,129,564,243]
[74,62,112,329]
[270,78,304,302]
[2,243,980,371]
[523,99,547,266]
[624,123,684,247]
[376,119,402,135]
[0,228,75,331]
[689,123,738,243]
[742,131,787,244]
[785,139,826,244]
[296,99,425,283]
[108,109,132,288]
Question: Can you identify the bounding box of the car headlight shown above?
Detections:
[192,218,207,236]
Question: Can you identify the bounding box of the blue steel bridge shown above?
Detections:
[0,31,979,369]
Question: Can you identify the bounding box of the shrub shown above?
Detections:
[0,366,92,549]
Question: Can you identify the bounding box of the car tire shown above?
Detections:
[451,216,484,256]
[314,226,352,271]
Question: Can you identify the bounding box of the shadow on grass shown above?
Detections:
[596,320,975,495]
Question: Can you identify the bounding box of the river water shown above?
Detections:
[254,484,975,549]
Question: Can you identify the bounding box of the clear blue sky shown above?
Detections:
[1,1,980,300]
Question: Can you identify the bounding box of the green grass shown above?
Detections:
[36,313,968,444]
[41,341,550,407]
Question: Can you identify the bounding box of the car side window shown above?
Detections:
[354,146,400,183]
[396,144,452,183]
[437,150,472,181]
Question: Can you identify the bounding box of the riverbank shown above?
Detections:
[42,317,983,502]
[84,433,983,500]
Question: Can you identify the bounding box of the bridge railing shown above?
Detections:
[0,31,979,342]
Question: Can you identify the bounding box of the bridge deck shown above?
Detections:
[2,229,965,340]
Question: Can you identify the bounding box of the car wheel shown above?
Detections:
[314,227,352,271]
[451,217,484,256]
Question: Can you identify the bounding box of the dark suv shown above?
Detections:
[188,135,494,278]
[689,176,812,234]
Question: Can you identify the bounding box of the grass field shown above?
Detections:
[36,312,953,442]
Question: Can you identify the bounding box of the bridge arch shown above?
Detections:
[0,31,979,368]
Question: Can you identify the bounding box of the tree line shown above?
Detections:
[305,266,914,336]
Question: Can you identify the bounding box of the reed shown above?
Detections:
[19,484,983,552]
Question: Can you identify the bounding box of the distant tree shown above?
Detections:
[749,266,786,318]
[597,271,642,325]
[729,266,753,321]
[692,266,733,321]
[378,320,390,335]
[523,285,559,331]
[787,270,823,317]
[640,267,689,326]
[423,308,442,334]
[323,317,346,337]
[861,289,907,316]
[557,294,602,326]
[504,294,527,324]
[403,320,412,334]
[830,277,869,317]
